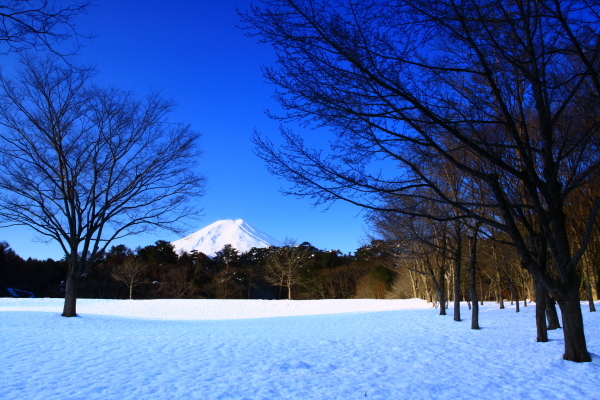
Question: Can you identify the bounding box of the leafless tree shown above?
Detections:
[158,267,196,299]
[467,222,481,329]
[313,262,369,299]
[370,206,458,315]
[0,0,91,55]
[0,56,205,317]
[111,256,147,300]
[242,0,600,362]
[567,183,600,311]
[264,240,309,299]
[354,272,388,299]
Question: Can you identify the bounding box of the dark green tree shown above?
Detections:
[239,246,275,299]
[212,244,243,298]
[138,240,179,269]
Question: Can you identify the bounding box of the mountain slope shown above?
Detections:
[171,219,282,257]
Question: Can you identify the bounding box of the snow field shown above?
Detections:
[0,298,599,400]
[0,298,431,320]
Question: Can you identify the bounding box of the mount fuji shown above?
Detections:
[171,219,283,257]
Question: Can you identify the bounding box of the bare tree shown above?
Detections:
[242,0,600,362]
[314,262,369,299]
[0,56,205,317]
[158,267,196,299]
[567,183,600,311]
[264,240,309,299]
[370,207,456,315]
[0,0,91,55]
[468,222,481,329]
[111,256,147,300]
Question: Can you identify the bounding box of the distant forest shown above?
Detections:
[2,237,597,306]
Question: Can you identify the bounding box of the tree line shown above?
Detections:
[5,231,597,314]
[0,239,389,300]
[240,0,600,362]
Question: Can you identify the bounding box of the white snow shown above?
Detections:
[171,219,283,257]
[0,298,599,399]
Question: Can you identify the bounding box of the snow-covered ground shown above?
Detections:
[0,298,598,399]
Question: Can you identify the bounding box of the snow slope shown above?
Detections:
[171,219,283,257]
[0,298,599,400]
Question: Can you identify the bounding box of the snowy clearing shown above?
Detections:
[1,298,599,400]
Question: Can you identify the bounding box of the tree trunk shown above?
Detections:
[478,267,484,305]
[511,283,520,313]
[129,284,133,300]
[522,273,530,307]
[62,270,78,317]
[592,266,599,300]
[278,275,283,300]
[409,271,418,298]
[469,233,479,330]
[534,279,548,342]
[546,295,561,330]
[584,276,596,312]
[556,289,591,362]
[438,270,446,315]
[453,237,462,322]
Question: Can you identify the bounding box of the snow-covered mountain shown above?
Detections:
[171,219,283,257]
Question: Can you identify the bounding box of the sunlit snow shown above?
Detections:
[1,298,599,399]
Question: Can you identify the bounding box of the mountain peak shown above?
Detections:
[171,219,282,257]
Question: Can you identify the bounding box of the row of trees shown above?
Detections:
[0,239,393,300]
[6,233,596,313]
[241,0,600,362]
[369,209,599,319]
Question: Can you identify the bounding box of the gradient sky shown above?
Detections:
[1,0,371,260]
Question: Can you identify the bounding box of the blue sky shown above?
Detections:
[1,0,370,260]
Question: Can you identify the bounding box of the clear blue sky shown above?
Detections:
[1,0,370,260]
